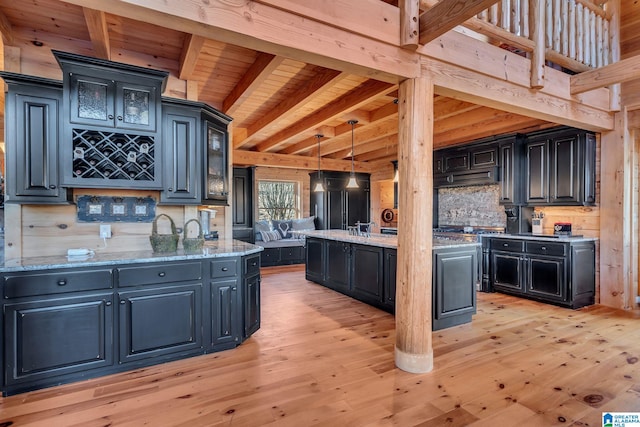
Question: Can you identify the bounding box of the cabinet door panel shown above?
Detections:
[384,249,397,308]
[434,250,476,317]
[491,251,524,292]
[211,279,240,349]
[305,238,325,282]
[527,256,566,302]
[119,284,202,362]
[325,241,350,291]
[115,82,157,132]
[244,274,261,338]
[69,74,113,126]
[5,294,113,385]
[203,119,229,204]
[161,106,199,203]
[550,136,578,203]
[351,244,383,304]
[526,141,548,203]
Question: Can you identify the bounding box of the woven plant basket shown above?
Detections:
[182,218,205,252]
[149,213,179,253]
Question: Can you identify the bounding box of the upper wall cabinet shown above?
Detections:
[202,113,231,205]
[434,139,500,188]
[0,73,71,204]
[525,128,596,206]
[54,50,169,189]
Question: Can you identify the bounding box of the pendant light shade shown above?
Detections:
[346,119,359,189]
[313,133,325,192]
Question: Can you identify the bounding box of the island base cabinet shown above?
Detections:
[305,238,325,283]
[210,279,241,350]
[351,244,383,306]
[3,293,114,391]
[325,241,351,292]
[243,274,261,338]
[433,248,478,331]
[118,284,203,364]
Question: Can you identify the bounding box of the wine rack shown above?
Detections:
[72,129,155,181]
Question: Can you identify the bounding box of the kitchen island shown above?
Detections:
[301,230,480,331]
[0,240,262,396]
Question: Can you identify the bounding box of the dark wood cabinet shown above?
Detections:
[1,254,260,396]
[383,248,397,309]
[4,293,114,387]
[232,167,255,242]
[304,237,478,329]
[202,115,231,205]
[433,139,500,188]
[118,283,203,363]
[160,100,200,204]
[489,236,595,308]
[498,135,523,205]
[0,74,71,204]
[525,128,596,206]
[325,240,351,292]
[243,255,261,338]
[309,171,370,230]
[55,50,168,189]
[433,246,478,331]
[305,237,325,283]
[351,244,383,306]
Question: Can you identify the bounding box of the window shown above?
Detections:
[257,180,300,220]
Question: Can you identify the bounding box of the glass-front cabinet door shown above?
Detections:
[203,119,229,205]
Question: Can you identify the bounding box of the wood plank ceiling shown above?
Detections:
[0,0,638,168]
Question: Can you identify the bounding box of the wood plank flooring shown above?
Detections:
[1,264,639,426]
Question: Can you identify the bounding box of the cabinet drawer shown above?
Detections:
[4,269,113,299]
[117,261,202,287]
[490,239,524,252]
[244,255,261,276]
[210,259,238,278]
[281,246,304,261]
[526,241,567,257]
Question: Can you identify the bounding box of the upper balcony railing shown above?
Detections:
[469,0,616,73]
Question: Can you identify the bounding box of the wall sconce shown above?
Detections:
[313,133,325,192]
[346,120,359,189]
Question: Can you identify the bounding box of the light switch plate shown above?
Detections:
[100,224,112,239]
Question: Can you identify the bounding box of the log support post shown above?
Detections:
[395,76,434,373]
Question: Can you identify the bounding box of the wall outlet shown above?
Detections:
[100,224,112,239]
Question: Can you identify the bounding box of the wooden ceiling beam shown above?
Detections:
[235,68,347,149]
[570,54,640,94]
[0,9,13,45]
[233,149,370,172]
[254,80,396,152]
[400,0,421,49]
[418,0,501,45]
[224,52,284,118]
[60,0,417,82]
[178,34,205,80]
[82,8,111,60]
[341,134,398,161]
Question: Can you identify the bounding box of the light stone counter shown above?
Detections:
[0,239,263,273]
[497,233,598,243]
[299,229,480,249]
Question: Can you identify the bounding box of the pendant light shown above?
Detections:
[346,120,359,189]
[313,133,325,192]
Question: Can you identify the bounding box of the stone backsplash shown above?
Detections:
[437,184,506,227]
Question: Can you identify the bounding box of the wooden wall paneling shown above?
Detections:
[3,203,20,261]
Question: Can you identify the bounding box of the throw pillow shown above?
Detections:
[272,220,293,239]
[254,220,272,242]
[292,216,316,231]
[259,230,281,242]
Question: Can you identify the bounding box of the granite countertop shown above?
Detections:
[495,233,598,243]
[299,230,480,249]
[0,239,263,273]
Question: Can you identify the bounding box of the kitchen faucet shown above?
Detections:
[355,221,376,237]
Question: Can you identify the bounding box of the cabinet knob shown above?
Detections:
[49,185,57,189]
[117,115,123,121]
[503,243,508,247]
[232,287,237,291]
[120,300,126,305]
[251,262,257,267]
[158,272,166,277]
[168,187,173,192]
[57,279,67,286]
[108,114,114,120]
[105,301,112,306]
[541,246,547,250]
[221,267,229,272]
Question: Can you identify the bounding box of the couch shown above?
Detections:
[254,217,315,267]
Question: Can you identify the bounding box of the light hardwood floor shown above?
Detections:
[1,265,639,426]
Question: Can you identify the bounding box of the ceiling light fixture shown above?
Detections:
[346,120,359,189]
[313,133,325,192]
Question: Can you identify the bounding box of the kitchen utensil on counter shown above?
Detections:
[531,212,544,234]
[149,213,179,253]
[182,218,205,252]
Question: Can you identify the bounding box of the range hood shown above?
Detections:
[434,166,500,188]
